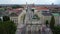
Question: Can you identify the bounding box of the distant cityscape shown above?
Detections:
[0,4,60,34]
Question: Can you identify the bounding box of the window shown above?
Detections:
[11,18,18,23]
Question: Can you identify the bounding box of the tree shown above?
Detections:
[0,21,17,34]
[0,16,17,34]
[50,16,55,29]
[0,18,2,21]
[53,26,60,34]
[12,5,23,9]
[3,16,10,21]
[45,20,49,26]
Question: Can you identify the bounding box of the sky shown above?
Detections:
[0,0,60,4]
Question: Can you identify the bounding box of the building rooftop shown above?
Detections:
[42,13,52,16]
[0,8,23,17]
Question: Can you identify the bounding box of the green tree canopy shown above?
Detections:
[12,5,23,9]
[45,20,49,26]
[53,26,60,34]
[0,21,17,34]
[50,16,55,29]
[3,16,10,21]
[0,16,17,34]
[0,18,2,21]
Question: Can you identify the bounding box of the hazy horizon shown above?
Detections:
[0,0,60,5]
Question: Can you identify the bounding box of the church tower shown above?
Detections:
[25,2,34,24]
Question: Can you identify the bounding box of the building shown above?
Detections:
[30,5,60,26]
[0,5,60,34]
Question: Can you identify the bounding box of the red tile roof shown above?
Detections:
[32,6,49,11]
[6,8,23,12]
